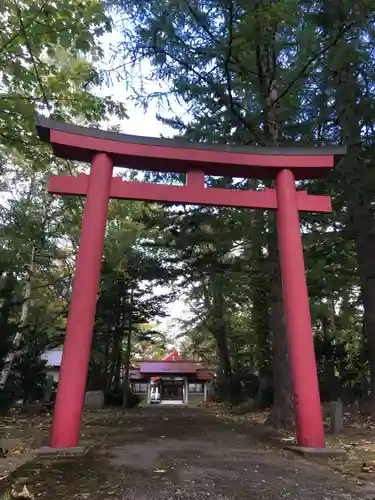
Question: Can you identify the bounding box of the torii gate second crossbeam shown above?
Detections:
[36,115,346,452]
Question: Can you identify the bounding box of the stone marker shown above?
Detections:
[43,375,54,404]
[84,390,104,409]
[329,400,343,433]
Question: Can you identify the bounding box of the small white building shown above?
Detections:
[41,348,63,383]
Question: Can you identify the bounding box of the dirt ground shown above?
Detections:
[2,406,375,499]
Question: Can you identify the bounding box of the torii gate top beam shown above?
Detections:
[36,116,345,180]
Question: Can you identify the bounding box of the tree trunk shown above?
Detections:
[123,287,134,408]
[250,210,273,409]
[210,276,239,402]
[321,310,341,402]
[0,246,36,389]
[361,318,370,398]
[107,335,118,389]
[324,2,375,405]
[254,13,294,426]
[114,337,123,389]
[354,209,375,406]
[337,94,375,403]
[250,210,272,370]
[104,338,110,390]
[266,225,294,429]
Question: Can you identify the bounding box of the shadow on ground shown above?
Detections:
[2,406,375,499]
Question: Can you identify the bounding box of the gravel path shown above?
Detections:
[3,406,375,499]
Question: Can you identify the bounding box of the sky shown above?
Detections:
[95,29,192,342]
[95,30,176,137]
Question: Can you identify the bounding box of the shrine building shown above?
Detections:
[129,349,215,405]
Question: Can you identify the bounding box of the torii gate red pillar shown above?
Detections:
[276,169,323,447]
[50,153,113,448]
[36,116,345,450]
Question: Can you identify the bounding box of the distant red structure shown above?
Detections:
[130,349,214,405]
[37,116,345,450]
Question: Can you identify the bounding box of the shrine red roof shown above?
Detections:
[129,365,215,381]
[196,369,215,381]
[129,348,215,381]
[140,360,197,374]
[36,116,346,180]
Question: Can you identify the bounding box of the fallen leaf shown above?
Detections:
[361,462,373,473]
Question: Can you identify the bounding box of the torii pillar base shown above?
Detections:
[284,445,347,459]
[37,446,89,459]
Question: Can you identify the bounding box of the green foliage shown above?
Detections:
[87,202,173,392]
[0,0,130,406]
[104,388,143,408]
[14,343,47,404]
[125,391,143,409]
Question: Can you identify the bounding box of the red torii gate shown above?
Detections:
[36,116,345,451]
